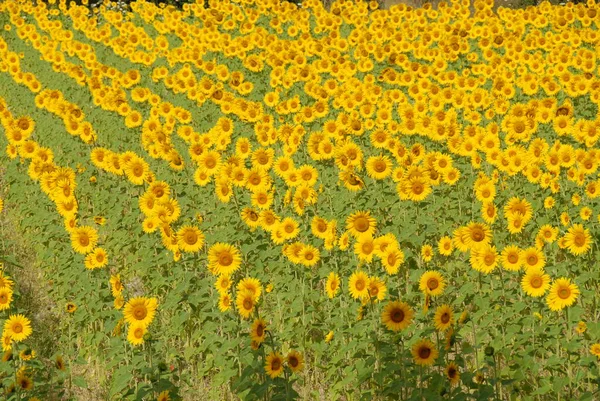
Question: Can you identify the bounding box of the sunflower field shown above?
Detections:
[1,0,600,399]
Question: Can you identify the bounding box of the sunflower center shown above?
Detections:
[133,305,148,320]
[257,324,264,337]
[419,347,431,359]
[134,328,144,339]
[573,233,586,247]
[271,360,281,370]
[79,235,90,246]
[530,277,543,288]
[527,255,537,265]
[427,278,439,290]
[387,254,397,265]
[391,309,405,323]
[472,230,483,241]
[185,231,198,245]
[412,182,424,195]
[374,161,386,173]
[558,287,571,299]
[243,299,253,310]
[354,217,369,233]
[0,294,6,303]
[12,323,22,334]
[304,252,314,261]
[441,312,450,324]
[355,279,366,291]
[289,356,298,367]
[508,254,518,264]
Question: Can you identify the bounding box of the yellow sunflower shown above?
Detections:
[176,225,205,253]
[348,271,370,300]
[208,243,242,275]
[346,211,377,238]
[563,224,592,255]
[412,339,438,366]
[546,278,579,311]
[521,268,551,297]
[434,304,454,331]
[381,301,414,332]
[70,226,98,254]
[325,272,340,299]
[4,315,32,342]
[419,271,445,297]
[265,352,284,379]
[287,350,304,373]
[123,297,158,328]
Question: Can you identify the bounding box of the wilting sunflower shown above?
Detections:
[346,210,376,238]
[434,305,454,331]
[521,268,551,297]
[287,350,304,373]
[325,272,340,298]
[127,322,146,346]
[70,226,98,254]
[445,362,460,386]
[4,314,32,342]
[546,278,579,311]
[419,271,445,297]
[563,224,592,255]
[381,301,414,332]
[208,243,242,276]
[348,271,370,300]
[55,355,66,371]
[176,225,205,253]
[250,318,267,344]
[265,351,284,378]
[412,339,438,366]
[123,297,158,328]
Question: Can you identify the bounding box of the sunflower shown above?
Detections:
[237,278,262,301]
[236,291,255,319]
[110,274,123,297]
[520,247,546,271]
[438,236,454,256]
[300,244,320,267]
[0,288,12,311]
[412,339,438,366]
[547,278,580,311]
[419,271,445,297]
[325,272,340,299]
[287,350,304,373]
[123,297,158,328]
[368,277,387,302]
[381,248,404,275]
[348,271,370,300]
[591,343,600,358]
[65,302,76,314]
[4,315,32,342]
[218,293,232,312]
[215,275,232,294]
[366,155,393,180]
[355,235,376,263]
[346,210,377,238]
[176,225,205,253]
[500,245,522,271]
[470,244,498,274]
[250,318,267,344]
[563,224,592,255]
[463,222,492,249]
[521,268,551,297]
[157,390,171,401]
[265,352,284,378]
[421,244,434,262]
[208,243,242,275]
[70,226,98,254]
[434,304,454,331]
[445,362,460,386]
[381,301,414,331]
